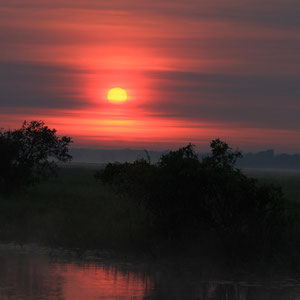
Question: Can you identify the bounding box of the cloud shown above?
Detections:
[142,70,300,130]
[2,0,300,30]
[0,62,88,109]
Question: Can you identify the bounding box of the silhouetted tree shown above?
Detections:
[0,121,72,195]
[202,138,242,171]
[97,139,290,260]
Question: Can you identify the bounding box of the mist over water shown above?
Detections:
[0,245,300,300]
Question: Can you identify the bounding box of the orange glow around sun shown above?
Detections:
[107,87,128,104]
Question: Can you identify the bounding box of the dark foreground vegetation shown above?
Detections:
[0,120,72,195]
[96,140,300,266]
[0,121,300,270]
[0,167,148,250]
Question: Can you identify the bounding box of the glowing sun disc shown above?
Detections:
[107,88,127,104]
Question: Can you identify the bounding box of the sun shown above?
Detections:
[107,87,127,104]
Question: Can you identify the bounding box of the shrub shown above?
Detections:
[96,139,290,260]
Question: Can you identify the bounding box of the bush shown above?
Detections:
[96,139,291,260]
[0,120,72,195]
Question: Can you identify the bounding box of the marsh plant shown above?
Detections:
[97,139,295,262]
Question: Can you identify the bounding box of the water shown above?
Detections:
[0,244,300,300]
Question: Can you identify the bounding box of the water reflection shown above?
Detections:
[0,245,300,300]
[0,247,64,300]
[0,245,152,300]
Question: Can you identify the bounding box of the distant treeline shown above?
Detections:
[237,150,300,170]
[70,148,300,170]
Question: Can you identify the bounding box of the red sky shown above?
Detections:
[1,0,300,152]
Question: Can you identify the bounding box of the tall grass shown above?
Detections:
[0,166,148,250]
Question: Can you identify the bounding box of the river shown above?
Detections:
[0,244,299,300]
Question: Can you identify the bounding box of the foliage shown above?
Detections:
[0,120,72,195]
[96,139,291,260]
